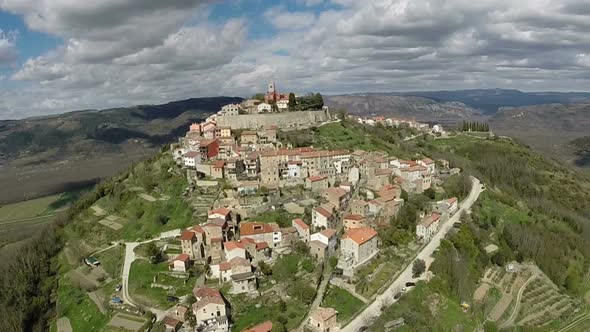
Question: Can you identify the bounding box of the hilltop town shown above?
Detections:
[141,83,462,331]
[40,83,480,332]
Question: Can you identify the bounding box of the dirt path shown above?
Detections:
[499,274,537,328]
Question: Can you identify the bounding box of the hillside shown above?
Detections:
[0,96,241,204]
[489,103,590,168]
[324,94,479,125]
[2,121,590,332]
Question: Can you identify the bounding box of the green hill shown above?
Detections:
[2,121,590,331]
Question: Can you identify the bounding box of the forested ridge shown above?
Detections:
[413,135,590,295]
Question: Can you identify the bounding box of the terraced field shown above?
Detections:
[478,264,584,330]
[515,276,581,328]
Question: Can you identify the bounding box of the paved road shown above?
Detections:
[342,176,483,331]
[120,229,181,320]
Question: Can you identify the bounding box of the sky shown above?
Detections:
[1,0,590,119]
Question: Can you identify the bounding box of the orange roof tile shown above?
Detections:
[293,218,309,230]
[240,222,277,236]
[344,214,365,221]
[180,230,196,241]
[224,241,245,251]
[342,227,378,245]
[174,253,190,262]
[314,207,332,218]
[308,175,327,182]
[320,228,336,238]
[209,207,231,217]
[255,242,269,250]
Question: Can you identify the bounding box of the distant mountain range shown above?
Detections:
[0,96,241,203]
[325,88,590,117]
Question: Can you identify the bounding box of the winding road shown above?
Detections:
[499,273,537,328]
[342,176,484,331]
[120,229,181,320]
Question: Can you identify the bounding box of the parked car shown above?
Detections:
[405,282,416,287]
[111,297,123,304]
[359,326,369,332]
[115,285,122,292]
[394,292,402,300]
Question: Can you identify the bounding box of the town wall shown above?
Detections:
[216,110,331,129]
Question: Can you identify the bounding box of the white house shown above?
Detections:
[257,102,272,113]
[183,151,201,168]
[312,206,333,229]
[310,229,337,256]
[220,103,241,116]
[171,253,191,272]
[287,161,303,178]
[223,241,247,261]
[277,99,289,110]
[416,213,441,241]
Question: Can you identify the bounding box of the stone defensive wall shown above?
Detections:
[215,109,331,129]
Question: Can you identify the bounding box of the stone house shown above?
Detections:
[341,227,379,266]
[292,218,310,243]
[312,206,335,229]
[191,287,229,332]
[343,214,366,231]
[322,187,349,210]
[306,175,329,191]
[416,213,440,241]
[350,200,369,217]
[310,229,337,257]
[308,307,337,332]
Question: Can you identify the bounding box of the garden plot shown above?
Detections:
[107,313,147,332]
[98,215,124,230]
[91,205,106,217]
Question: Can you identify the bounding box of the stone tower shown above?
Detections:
[267,82,275,94]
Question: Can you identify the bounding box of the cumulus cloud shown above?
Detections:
[0,29,17,65]
[2,0,590,119]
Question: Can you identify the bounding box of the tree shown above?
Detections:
[337,108,347,120]
[288,92,297,111]
[424,188,436,200]
[146,242,162,263]
[412,259,426,277]
[329,256,338,269]
[258,260,272,275]
[186,310,196,329]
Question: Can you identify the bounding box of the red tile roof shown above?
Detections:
[308,175,327,182]
[193,286,221,299]
[174,253,190,262]
[342,227,378,245]
[180,230,196,241]
[242,321,273,332]
[240,222,277,236]
[184,151,200,158]
[255,242,269,250]
[219,261,231,271]
[420,213,441,227]
[213,160,225,168]
[320,228,336,238]
[314,207,332,218]
[421,158,434,164]
[344,214,365,221]
[224,241,245,251]
[448,197,458,204]
[209,207,231,217]
[293,218,309,230]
